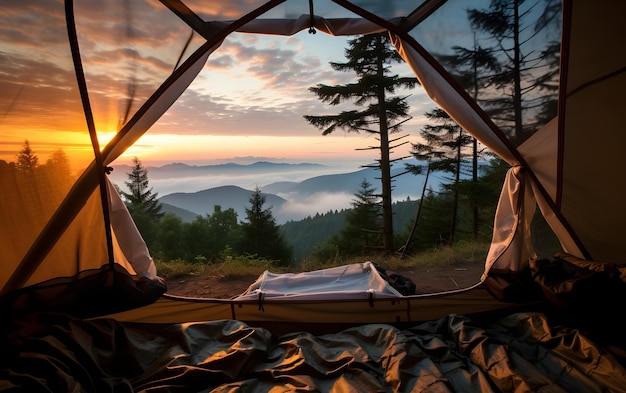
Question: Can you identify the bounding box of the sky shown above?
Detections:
[0,0,443,175]
[108,31,435,169]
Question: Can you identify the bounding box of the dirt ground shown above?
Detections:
[164,262,486,298]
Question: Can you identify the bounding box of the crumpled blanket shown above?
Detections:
[2,312,625,392]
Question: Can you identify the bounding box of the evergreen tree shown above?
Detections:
[409,108,474,244]
[280,209,347,262]
[411,188,457,251]
[436,38,499,238]
[120,157,163,247]
[337,179,382,254]
[239,187,292,266]
[45,149,71,179]
[467,0,561,144]
[120,157,163,220]
[304,32,418,253]
[41,149,74,202]
[16,139,39,174]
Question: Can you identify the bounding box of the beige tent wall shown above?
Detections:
[558,1,626,264]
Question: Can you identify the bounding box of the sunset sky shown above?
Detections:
[0,1,443,174]
[102,31,435,168]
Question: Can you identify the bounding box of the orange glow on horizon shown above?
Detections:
[0,129,391,173]
[0,130,95,171]
[109,133,389,165]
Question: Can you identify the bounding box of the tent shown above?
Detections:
[2,0,626,391]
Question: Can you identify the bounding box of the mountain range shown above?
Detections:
[109,161,328,183]
[159,185,287,222]
[109,160,437,224]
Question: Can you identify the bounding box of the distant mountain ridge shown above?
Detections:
[107,159,458,224]
[159,185,287,221]
[110,161,327,181]
[160,202,199,222]
[262,166,425,197]
[155,161,436,224]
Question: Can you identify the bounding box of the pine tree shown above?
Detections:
[120,157,163,247]
[120,157,163,219]
[304,32,418,253]
[181,206,241,263]
[409,109,474,244]
[16,140,39,174]
[436,38,499,238]
[183,214,211,262]
[336,179,382,254]
[207,206,240,260]
[467,0,561,144]
[239,187,292,266]
[45,149,71,176]
[38,148,74,201]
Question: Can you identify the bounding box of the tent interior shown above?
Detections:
[2,0,626,391]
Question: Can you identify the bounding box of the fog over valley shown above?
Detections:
[108,159,442,223]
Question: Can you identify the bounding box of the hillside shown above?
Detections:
[159,185,287,220]
[110,161,327,180]
[157,189,420,260]
[262,166,428,199]
[280,200,419,260]
[160,202,199,222]
[151,161,437,224]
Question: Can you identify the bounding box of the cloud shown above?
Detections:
[149,31,430,139]
[207,54,235,69]
[276,191,354,221]
[108,162,346,196]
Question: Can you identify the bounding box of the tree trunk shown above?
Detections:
[512,0,523,141]
[399,165,431,258]
[375,35,394,252]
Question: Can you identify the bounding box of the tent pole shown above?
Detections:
[65,0,116,268]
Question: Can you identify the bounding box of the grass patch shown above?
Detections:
[155,254,281,280]
[154,259,211,279]
[404,241,490,267]
[155,241,490,280]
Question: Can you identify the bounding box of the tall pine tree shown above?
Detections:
[304,33,418,253]
[409,108,474,244]
[436,38,499,238]
[467,0,561,144]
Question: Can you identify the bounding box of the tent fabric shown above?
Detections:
[1,264,167,320]
[552,0,626,264]
[483,166,538,280]
[2,312,626,392]
[108,178,156,279]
